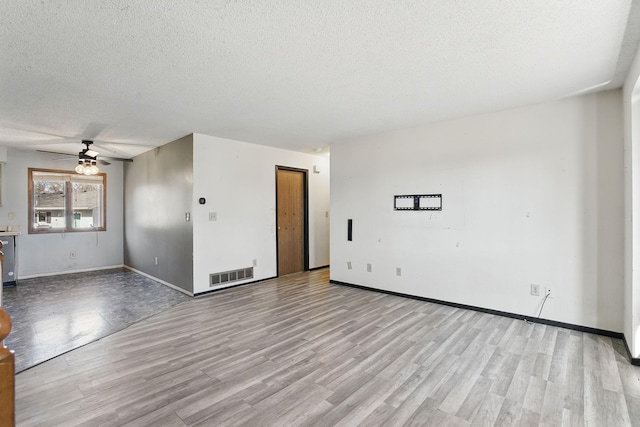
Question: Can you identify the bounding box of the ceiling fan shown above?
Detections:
[2,123,156,163]
[38,140,133,175]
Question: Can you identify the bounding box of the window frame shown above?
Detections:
[28,168,107,234]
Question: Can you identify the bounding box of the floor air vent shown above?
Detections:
[210,267,253,287]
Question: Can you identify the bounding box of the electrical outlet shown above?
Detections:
[8,212,15,221]
[209,212,217,221]
[367,263,372,272]
[530,284,540,296]
[70,251,76,259]
[253,259,257,267]
[154,256,159,265]
[396,267,402,276]
[347,261,352,270]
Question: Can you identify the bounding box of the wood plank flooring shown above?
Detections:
[15,269,640,426]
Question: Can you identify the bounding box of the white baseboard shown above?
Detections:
[19,264,125,280]
[123,265,194,297]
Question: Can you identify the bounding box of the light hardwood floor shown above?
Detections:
[15,269,640,426]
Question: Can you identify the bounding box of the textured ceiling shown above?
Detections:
[0,1,638,157]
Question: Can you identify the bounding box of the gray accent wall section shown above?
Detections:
[124,135,194,293]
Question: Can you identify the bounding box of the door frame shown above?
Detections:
[275,165,309,276]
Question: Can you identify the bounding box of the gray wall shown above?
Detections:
[124,135,193,293]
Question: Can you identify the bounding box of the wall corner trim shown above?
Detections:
[194,276,278,297]
[622,335,640,366]
[329,279,634,360]
[124,265,194,297]
[19,264,125,280]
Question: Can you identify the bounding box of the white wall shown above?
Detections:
[331,91,624,332]
[624,42,640,357]
[0,148,124,277]
[192,134,330,294]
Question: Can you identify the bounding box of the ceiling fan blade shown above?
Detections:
[101,156,133,162]
[37,149,76,157]
[51,156,111,166]
[82,123,106,141]
[92,143,145,157]
[49,156,111,166]
[37,149,130,163]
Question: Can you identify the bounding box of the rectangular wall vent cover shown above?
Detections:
[210,267,253,287]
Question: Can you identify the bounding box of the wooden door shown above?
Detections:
[277,168,306,276]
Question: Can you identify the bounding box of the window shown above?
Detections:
[28,168,106,233]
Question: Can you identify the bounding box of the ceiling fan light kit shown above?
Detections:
[75,140,100,175]
[75,158,99,175]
